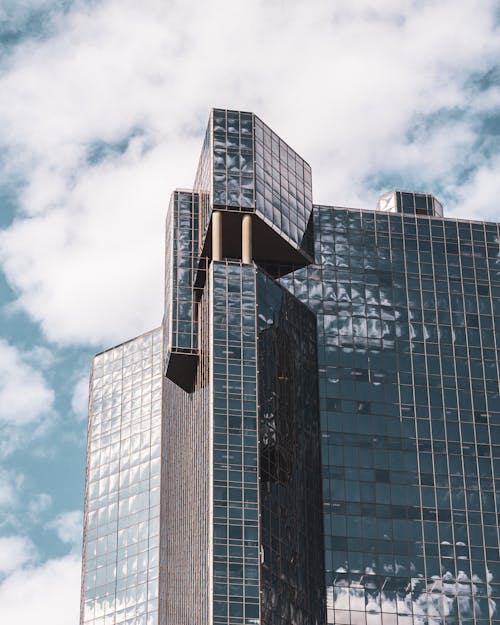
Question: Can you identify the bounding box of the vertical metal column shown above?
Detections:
[212,211,222,261]
[242,213,252,264]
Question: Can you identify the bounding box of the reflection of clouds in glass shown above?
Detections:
[327,565,496,625]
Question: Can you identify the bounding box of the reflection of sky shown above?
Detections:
[82,329,162,625]
[328,567,496,624]
[283,206,500,625]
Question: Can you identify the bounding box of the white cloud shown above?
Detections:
[0,519,81,623]
[0,0,499,348]
[23,346,56,369]
[0,341,55,458]
[0,535,35,576]
[0,481,14,508]
[0,470,25,532]
[0,339,54,426]
[0,0,63,21]
[447,154,500,221]
[28,493,52,521]
[48,510,83,548]
[0,552,81,625]
[71,375,89,419]
[0,471,17,508]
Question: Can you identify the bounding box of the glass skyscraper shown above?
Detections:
[80,109,499,625]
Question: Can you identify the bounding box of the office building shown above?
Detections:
[80,109,500,625]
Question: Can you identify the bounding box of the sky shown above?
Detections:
[0,0,499,622]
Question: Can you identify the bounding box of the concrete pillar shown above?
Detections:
[212,211,222,261]
[242,213,252,264]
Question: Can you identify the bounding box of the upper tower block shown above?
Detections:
[193,108,314,276]
[376,190,444,217]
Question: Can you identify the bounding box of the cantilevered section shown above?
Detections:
[168,109,317,391]
[193,108,315,284]
[164,190,199,392]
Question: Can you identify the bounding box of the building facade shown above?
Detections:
[80,109,500,625]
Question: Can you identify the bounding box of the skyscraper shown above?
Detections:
[80,109,500,625]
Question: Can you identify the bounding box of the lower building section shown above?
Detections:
[80,218,500,625]
[80,328,163,625]
[281,206,500,625]
[160,283,210,625]
[211,261,261,625]
[161,260,326,625]
[257,270,325,625]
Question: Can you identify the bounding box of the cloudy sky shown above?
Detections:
[0,0,499,622]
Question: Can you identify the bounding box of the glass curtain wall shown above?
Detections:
[81,329,163,625]
[282,207,500,625]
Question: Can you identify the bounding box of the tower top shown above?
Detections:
[376,190,443,217]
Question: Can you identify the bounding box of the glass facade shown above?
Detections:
[281,207,500,625]
[212,109,255,211]
[81,328,163,625]
[193,108,314,269]
[257,270,325,625]
[376,191,444,217]
[193,120,212,252]
[211,261,261,625]
[254,116,314,259]
[81,108,499,625]
[164,190,198,356]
